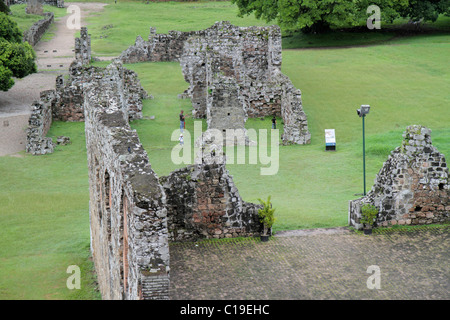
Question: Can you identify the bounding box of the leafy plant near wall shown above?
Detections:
[360,204,379,229]
[257,196,276,238]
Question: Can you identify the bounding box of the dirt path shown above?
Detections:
[0,2,108,156]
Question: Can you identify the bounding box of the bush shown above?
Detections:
[0,12,37,91]
[360,204,378,228]
[257,196,276,236]
[0,41,37,78]
[0,1,10,15]
[0,12,22,43]
[0,61,14,91]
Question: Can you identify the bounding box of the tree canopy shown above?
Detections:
[0,12,37,91]
[231,0,450,33]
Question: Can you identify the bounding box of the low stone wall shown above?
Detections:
[25,90,55,155]
[161,163,263,242]
[349,125,449,230]
[84,60,170,300]
[23,12,54,47]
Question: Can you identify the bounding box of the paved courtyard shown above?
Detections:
[169,225,449,300]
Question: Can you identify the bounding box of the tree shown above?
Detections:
[399,0,450,22]
[231,0,449,33]
[0,12,37,91]
[0,1,10,15]
[232,0,363,33]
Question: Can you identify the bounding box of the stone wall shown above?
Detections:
[349,125,450,230]
[75,27,91,65]
[9,0,64,7]
[22,12,54,46]
[119,21,311,145]
[51,61,148,122]
[161,162,263,242]
[25,90,54,155]
[84,60,170,300]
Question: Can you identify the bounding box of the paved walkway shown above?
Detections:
[169,225,449,300]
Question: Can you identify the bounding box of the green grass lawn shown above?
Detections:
[1,0,449,300]
[8,4,67,33]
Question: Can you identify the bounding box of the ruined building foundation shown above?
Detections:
[120,21,311,145]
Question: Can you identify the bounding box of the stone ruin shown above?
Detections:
[8,0,64,9]
[349,125,450,230]
[25,0,43,15]
[26,28,148,155]
[75,27,91,66]
[84,60,169,300]
[120,21,311,145]
[83,60,264,299]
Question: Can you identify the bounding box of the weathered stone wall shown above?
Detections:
[161,162,263,242]
[10,0,64,7]
[119,21,311,145]
[75,27,91,65]
[84,60,170,300]
[349,125,449,230]
[25,90,55,155]
[52,61,148,122]
[22,12,54,46]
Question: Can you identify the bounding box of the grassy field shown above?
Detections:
[1,1,449,299]
[9,4,67,33]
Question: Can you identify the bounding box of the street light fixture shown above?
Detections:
[357,105,370,196]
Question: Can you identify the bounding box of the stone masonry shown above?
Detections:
[349,125,450,230]
[25,28,148,155]
[22,12,54,47]
[25,90,54,155]
[120,21,311,145]
[84,60,170,300]
[84,60,264,299]
[161,162,263,242]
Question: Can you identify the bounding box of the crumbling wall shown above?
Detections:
[349,125,450,230]
[9,0,64,7]
[75,27,91,66]
[119,21,311,145]
[84,60,170,300]
[161,162,263,242]
[22,12,54,46]
[25,90,55,155]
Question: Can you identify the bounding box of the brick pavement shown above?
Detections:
[168,225,449,300]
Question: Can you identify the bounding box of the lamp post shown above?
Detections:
[357,105,370,196]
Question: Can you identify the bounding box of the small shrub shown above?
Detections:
[360,203,378,227]
[257,196,276,236]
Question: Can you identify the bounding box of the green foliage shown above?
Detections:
[0,12,22,43]
[399,0,450,22]
[257,196,276,235]
[0,1,10,14]
[231,0,448,33]
[0,40,37,78]
[0,60,14,91]
[0,12,37,91]
[360,204,379,227]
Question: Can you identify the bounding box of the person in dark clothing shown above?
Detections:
[272,116,277,129]
[179,110,185,132]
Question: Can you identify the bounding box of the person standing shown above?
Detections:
[272,116,277,129]
[179,133,184,146]
[179,110,185,133]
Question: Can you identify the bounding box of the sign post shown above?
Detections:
[325,129,336,151]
